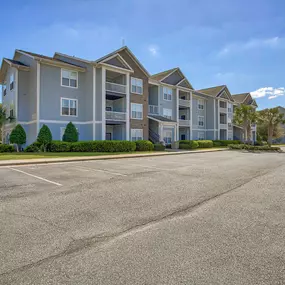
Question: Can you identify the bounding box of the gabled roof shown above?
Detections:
[232,92,258,107]
[94,46,150,77]
[197,85,235,102]
[14,50,86,72]
[150,67,194,89]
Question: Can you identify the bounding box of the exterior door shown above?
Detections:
[106,133,112,140]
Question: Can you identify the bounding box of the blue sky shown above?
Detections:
[0,0,284,109]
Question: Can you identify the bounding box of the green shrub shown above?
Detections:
[9,124,26,152]
[63,122,78,142]
[213,141,222,147]
[135,140,154,151]
[24,142,41,152]
[197,140,213,148]
[154,143,165,151]
[50,141,71,152]
[0,144,15,153]
[37,124,52,151]
[179,143,192,150]
[213,140,240,146]
[179,140,199,149]
[228,144,281,152]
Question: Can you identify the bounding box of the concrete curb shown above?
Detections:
[0,148,228,167]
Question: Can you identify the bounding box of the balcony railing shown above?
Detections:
[106,82,126,94]
[179,99,191,108]
[106,111,126,121]
[179,119,191,127]
[228,123,233,128]
[220,107,227,113]
[149,105,159,115]
[220,123,227,129]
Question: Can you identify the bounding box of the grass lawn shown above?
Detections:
[0,151,156,161]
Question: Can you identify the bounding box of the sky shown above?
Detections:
[0,0,284,109]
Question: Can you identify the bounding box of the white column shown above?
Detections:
[101,67,106,140]
[226,101,229,140]
[15,69,18,122]
[125,73,130,141]
[36,62,40,135]
[213,99,216,140]
[92,66,96,140]
[176,89,179,122]
[217,99,220,139]
[190,91,193,140]
[176,123,179,141]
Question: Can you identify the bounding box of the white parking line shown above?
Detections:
[9,168,62,186]
[75,165,127,177]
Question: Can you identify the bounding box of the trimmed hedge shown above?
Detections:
[197,140,213,148]
[49,140,136,153]
[154,143,165,151]
[135,140,154,151]
[213,140,240,146]
[228,144,281,152]
[24,142,41,153]
[0,144,15,153]
[179,140,199,149]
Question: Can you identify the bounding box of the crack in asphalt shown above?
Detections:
[1,161,284,278]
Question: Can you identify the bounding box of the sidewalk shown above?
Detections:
[0,148,227,167]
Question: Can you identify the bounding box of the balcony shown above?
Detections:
[179,99,191,108]
[220,123,227,129]
[228,122,233,128]
[220,107,227,113]
[149,105,159,115]
[179,119,191,127]
[106,82,126,94]
[106,111,126,121]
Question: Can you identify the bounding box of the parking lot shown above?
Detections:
[1,150,285,284]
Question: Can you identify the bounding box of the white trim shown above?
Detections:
[60,68,78,89]
[198,131,205,140]
[176,89,179,123]
[198,99,204,110]
[130,77,143,95]
[100,63,134,74]
[102,67,106,140]
[214,100,216,140]
[198,116,205,128]
[190,91,193,140]
[101,53,134,72]
[192,129,218,131]
[60,97,78,117]
[218,99,220,139]
[131,103,143,120]
[126,73,130,140]
[15,69,18,121]
[163,86,172,101]
[131,128,143,141]
[40,120,94,124]
[19,120,37,125]
[36,62,40,135]
[15,50,35,59]
[160,68,178,82]
[54,52,92,64]
[226,101,229,140]
[93,66,96,140]
[147,116,177,125]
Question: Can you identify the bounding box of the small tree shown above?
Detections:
[37,124,52,152]
[258,107,285,146]
[62,122,78,142]
[9,124,26,152]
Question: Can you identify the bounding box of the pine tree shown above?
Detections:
[9,124,26,152]
[37,124,52,152]
[62,122,78,142]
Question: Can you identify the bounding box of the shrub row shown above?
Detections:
[213,140,240,146]
[228,144,281,152]
[179,140,199,150]
[135,140,154,151]
[0,144,15,153]
[154,143,166,151]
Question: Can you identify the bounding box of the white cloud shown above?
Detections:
[218,37,285,56]
[148,45,159,56]
[251,87,285,100]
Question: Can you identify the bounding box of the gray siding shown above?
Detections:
[159,86,177,121]
[149,86,158,106]
[162,70,183,85]
[192,96,206,129]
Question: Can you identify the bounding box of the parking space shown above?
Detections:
[1,150,285,284]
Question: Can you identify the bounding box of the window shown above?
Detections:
[131,129,143,141]
[198,116,204,127]
[198,99,204,110]
[131,103,143,119]
[163,87,172,101]
[2,84,7,96]
[131,77,143,94]
[61,69,78,88]
[163,130,172,144]
[61,98,78,116]
[10,73,14,90]
[228,103,232,113]
[198,132,205,140]
[181,134,186,140]
[60,127,79,141]
[163,108,172,120]
[180,114,186,120]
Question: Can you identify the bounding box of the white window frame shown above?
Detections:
[61,69,78,89]
[131,77,143,95]
[198,132,205,140]
[198,116,204,127]
[2,83,7,96]
[131,129,143,141]
[131,103,143,120]
[198,99,204,110]
[163,108,172,120]
[60,127,79,141]
[9,73,14,91]
[60,98,78,117]
[163,130,172,144]
[228,103,232,113]
[163,87,172,101]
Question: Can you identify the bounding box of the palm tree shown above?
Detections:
[233,105,257,143]
[258,107,285,146]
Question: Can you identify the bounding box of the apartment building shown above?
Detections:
[0,47,149,145]
[0,46,258,146]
